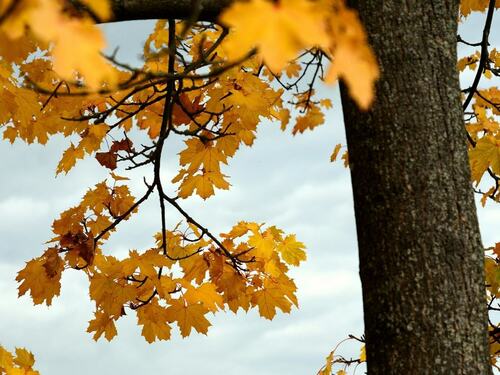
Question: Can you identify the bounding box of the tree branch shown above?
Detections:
[109,0,233,23]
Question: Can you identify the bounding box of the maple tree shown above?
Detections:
[0,0,499,374]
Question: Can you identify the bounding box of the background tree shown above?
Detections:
[0,0,499,374]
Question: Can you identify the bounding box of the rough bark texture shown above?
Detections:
[110,0,232,22]
[340,1,491,374]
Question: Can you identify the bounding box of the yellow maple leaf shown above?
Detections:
[79,0,112,20]
[360,344,366,362]
[215,266,252,313]
[179,138,228,173]
[222,221,252,239]
[0,59,12,79]
[277,234,306,266]
[109,185,136,216]
[341,150,349,168]
[0,345,40,374]
[51,206,85,236]
[89,273,137,316]
[165,299,211,337]
[0,30,39,64]
[318,351,334,375]
[253,282,293,319]
[220,0,329,72]
[137,110,161,139]
[2,0,116,88]
[42,248,64,278]
[49,20,116,89]
[180,254,209,284]
[56,143,85,174]
[121,249,169,279]
[178,171,230,199]
[156,275,178,299]
[292,106,325,135]
[136,299,172,343]
[264,257,284,277]
[485,257,500,297]
[320,98,333,109]
[87,311,118,341]
[2,126,18,143]
[330,144,342,162]
[457,54,480,72]
[110,172,130,181]
[325,8,379,110]
[480,187,496,207]
[285,62,301,78]
[184,283,224,313]
[81,182,112,215]
[460,0,499,17]
[0,345,14,370]
[248,230,275,260]
[16,255,63,306]
[79,124,109,153]
[278,108,291,131]
[13,348,35,369]
[469,136,500,183]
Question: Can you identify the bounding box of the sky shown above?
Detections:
[1,10,499,375]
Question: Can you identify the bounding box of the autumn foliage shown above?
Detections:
[1,0,500,374]
[0,346,39,375]
[0,0,377,349]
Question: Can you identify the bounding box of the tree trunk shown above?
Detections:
[340,1,491,374]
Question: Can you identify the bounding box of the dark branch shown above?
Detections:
[108,0,233,23]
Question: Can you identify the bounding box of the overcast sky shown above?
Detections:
[1,11,499,375]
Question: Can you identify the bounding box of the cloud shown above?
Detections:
[0,197,50,225]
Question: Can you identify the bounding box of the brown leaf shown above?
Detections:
[59,232,95,266]
[42,248,64,278]
[96,151,117,170]
[173,94,204,125]
[110,139,134,153]
[75,235,95,265]
[494,243,500,258]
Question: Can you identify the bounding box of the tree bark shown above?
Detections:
[340,1,491,374]
[109,0,231,22]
